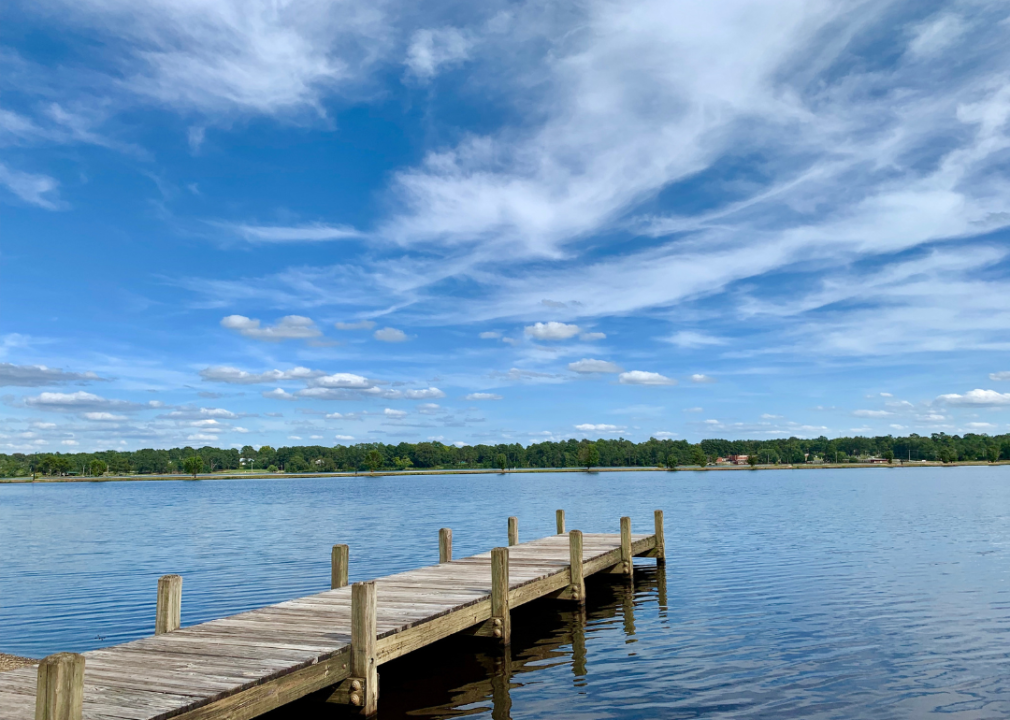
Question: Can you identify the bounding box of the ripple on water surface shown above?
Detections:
[3,468,1010,718]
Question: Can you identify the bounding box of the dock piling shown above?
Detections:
[492,547,511,645]
[35,652,84,720]
[331,544,349,589]
[155,575,182,635]
[351,581,378,715]
[439,528,452,564]
[556,509,565,534]
[654,510,666,565]
[621,517,633,578]
[568,529,585,604]
[508,516,518,546]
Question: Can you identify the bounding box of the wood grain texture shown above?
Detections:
[331,545,349,590]
[350,582,377,716]
[34,653,84,720]
[508,517,518,547]
[155,576,182,636]
[438,529,452,564]
[555,510,565,535]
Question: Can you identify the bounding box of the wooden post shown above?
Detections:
[351,581,378,715]
[556,509,565,534]
[155,574,182,635]
[569,529,585,604]
[439,528,452,564]
[491,547,511,645]
[620,516,633,579]
[331,544,349,589]
[35,652,84,720]
[654,510,666,565]
[508,516,518,546]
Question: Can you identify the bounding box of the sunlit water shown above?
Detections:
[3,468,1010,718]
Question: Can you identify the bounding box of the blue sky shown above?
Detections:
[3,0,1010,453]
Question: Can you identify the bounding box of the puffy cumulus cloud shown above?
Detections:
[937,389,1010,406]
[24,391,140,412]
[384,408,407,417]
[200,366,325,384]
[466,392,502,400]
[652,431,677,438]
[990,372,1010,381]
[335,434,355,441]
[188,433,219,443]
[221,315,321,342]
[479,331,501,339]
[0,363,103,387]
[335,320,376,330]
[619,371,676,386]
[524,322,581,341]
[575,423,623,432]
[374,327,408,342]
[966,421,998,430]
[164,407,239,419]
[404,27,472,80]
[852,409,892,417]
[403,387,446,399]
[568,358,622,374]
[690,374,716,383]
[263,388,297,400]
[309,373,372,389]
[417,403,440,414]
[61,439,79,446]
[82,412,127,421]
[580,332,606,341]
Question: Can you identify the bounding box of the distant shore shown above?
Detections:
[1,460,1003,484]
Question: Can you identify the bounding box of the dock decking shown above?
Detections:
[1,512,665,720]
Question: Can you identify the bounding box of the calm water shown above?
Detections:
[3,468,1010,718]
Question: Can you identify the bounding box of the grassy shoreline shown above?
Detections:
[1,461,1003,484]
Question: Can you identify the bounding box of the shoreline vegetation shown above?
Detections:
[1,460,1004,484]
[2,434,1007,482]
[0,654,36,671]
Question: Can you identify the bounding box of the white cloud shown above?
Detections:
[234,426,249,433]
[918,413,948,422]
[852,409,892,418]
[404,387,446,399]
[466,392,502,400]
[335,320,376,330]
[665,332,727,349]
[990,372,1010,381]
[200,366,325,384]
[310,435,323,440]
[61,439,79,446]
[384,408,407,417]
[374,327,408,342]
[0,363,103,387]
[575,423,623,432]
[690,374,715,383]
[221,315,321,342]
[907,13,966,59]
[580,332,606,341]
[966,422,997,430]
[479,331,501,339]
[937,389,1010,406]
[568,358,622,374]
[684,406,703,413]
[309,373,371,389]
[335,434,355,441]
[619,371,677,386]
[652,431,677,438]
[0,163,61,209]
[405,27,472,80]
[879,392,893,397]
[263,388,297,400]
[761,413,783,419]
[187,433,219,443]
[226,223,362,242]
[82,412,127,421]
[524,322,581,341]
[25,391,139,412]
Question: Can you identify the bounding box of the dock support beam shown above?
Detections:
[551,529,585,604]
[492,547,511,645]
[556,509,565,534]
[35,652,84,720]
[439,528,452,564]
[331,544,349,589]
[607,517,633,577]
[508,516,518,546]
[155,574,182,635]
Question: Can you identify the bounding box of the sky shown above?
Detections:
[2,0,1010,453]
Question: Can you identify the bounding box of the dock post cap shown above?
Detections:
[35,652,85,720]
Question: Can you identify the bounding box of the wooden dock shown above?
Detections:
[0,511,665,720]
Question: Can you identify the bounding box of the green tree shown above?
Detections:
[495,453,508,471]
[988,445,1000,463]
[182,456,204,478]
[394,456,413,470]
[883,449,894,464]
[286,454,310,473]
[748,453,758,468]
[577,443,600,470]
[366,449,382,473]
[691,446,707,467]
[89,459,107,477]
[665,452,679,470]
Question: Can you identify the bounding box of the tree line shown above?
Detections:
[2,432,1009,478]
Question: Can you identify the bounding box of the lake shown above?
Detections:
[2,468,1009,718]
